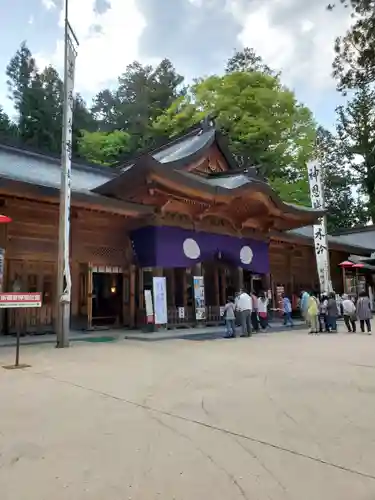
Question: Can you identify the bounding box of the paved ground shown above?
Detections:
[0,318,306,347]
[0,329,375,499]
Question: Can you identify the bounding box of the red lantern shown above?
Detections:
[352,263,364,268]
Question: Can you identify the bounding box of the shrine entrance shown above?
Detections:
[78,264,131,330]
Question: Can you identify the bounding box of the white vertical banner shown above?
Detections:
[307,159,332,294]
[144,290,154,323]
[152,277,168,325]
[60,30,77,302]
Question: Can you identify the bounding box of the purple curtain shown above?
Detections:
[131,226,269,274]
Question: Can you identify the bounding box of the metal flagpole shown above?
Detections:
[56,0,79,348]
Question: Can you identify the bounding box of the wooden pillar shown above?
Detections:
[87,263,93,330]
[221,267,227,304]
[0,220,8,334]
[153,267,163,278]
[287,245,293,295]
[214,266,220,307]
[236,267,244,292]
[193,263,202,276]
[183,269,188,309]
[170,269,176,306]
[138,268,144,311]
[69,212,82,330]
[262,273,271,291]
[130,265,136,328]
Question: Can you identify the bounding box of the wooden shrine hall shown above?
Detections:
[0,121,370,334]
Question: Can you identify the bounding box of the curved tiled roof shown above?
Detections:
[0,120,324,227]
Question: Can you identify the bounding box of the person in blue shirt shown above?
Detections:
[282,293,294,327]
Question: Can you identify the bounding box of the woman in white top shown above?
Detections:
[258,292,269,330]
[342,294,357,333]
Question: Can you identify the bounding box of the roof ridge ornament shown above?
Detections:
[235,152,269,184]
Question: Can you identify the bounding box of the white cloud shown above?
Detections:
[41,0,57,10]
[35,0,353,106]
[36,0,147,95]
[28,15,34,25]
[226,0,353,90]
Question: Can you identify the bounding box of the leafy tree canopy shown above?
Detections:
[5,41,95,154]
[317,126,368,230]
[77,130,131,166]
[91,59,185,154]
[329,0,375,90]
[335,83,375,221]
[0,106,17,139]
[226,47,277,77]
[153,71,317,179]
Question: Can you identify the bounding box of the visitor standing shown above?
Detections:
[307,291,319,334]
[319,294,329,333]
[342,294,357,333]
[327,292,338,332]
[282,293,293,327]
[300,290,310,321]
[258,292,269,330]
[236,289,252,337]
[356,291,372,334]
[251,291,260,332]
[223,296,236,338]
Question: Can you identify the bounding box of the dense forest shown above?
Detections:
[0,0,375,232]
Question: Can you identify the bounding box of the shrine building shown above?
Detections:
[0,120,373,334]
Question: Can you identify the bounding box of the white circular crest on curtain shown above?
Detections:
[240,245,253,265]
[183,238,200,259]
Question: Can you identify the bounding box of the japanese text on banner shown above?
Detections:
[61,32,76,302]
[307,160,332,294]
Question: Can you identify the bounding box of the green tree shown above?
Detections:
[6,42,96,155]
[270,177,310,206]
[77,130,131,166]
[6,44,63,152]
[328,0,375,90]
[226,47,276,76]
[335,84,375,221]
[6,41,40,144]
[91,59,184,153]
[72,93,98,155]
[271,127,368,230]
[153,71,316,179]
[0,106,17,138]
[317,127,368,231]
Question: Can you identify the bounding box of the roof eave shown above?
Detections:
[272,229,373,255]
[0,178,152,217]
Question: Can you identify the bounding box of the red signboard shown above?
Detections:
[0,293,42,308]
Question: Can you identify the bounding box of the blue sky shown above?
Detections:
[0,0,351,129]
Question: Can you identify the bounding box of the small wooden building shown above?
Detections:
[0,122,372,334]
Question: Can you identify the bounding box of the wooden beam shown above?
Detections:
[0,185,151,218]
[214,267,220,307]
[130,265,136,328]
[197,204,227,220]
